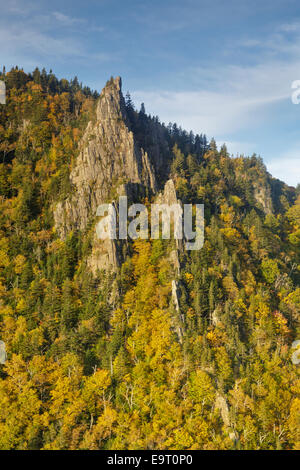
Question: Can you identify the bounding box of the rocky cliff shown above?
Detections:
[54,77,159,239]
[53,76,173,272]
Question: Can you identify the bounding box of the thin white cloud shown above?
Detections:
[52,11,85,26]
[132,37,300,135]
[216,140,256,156]
[132,70,289,137]
[0,25,84,60]
[267,156,300,187]
[5,0,37,16]
[278,21,300,33]
[0,0,107,65]
[0,7,108,65]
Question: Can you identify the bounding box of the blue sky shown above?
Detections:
[1,0,299,186]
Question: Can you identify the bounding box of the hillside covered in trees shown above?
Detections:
[0,67,299,450]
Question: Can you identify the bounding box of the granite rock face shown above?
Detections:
[53,77,166,272]
[253,182,273,215]
[155,179,179,206]
[54,77,157,239]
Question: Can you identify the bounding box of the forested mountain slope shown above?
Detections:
[0,68,299,450]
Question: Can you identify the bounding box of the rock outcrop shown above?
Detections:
[215,393,231,428]
[54,77,157,239]
[155,179,179,206]
[253,182,273,215]
[53,77,167,272]
[155,178,184,252]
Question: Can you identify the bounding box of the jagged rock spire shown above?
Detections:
[53,76,158,271]
[96,76,126,122]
